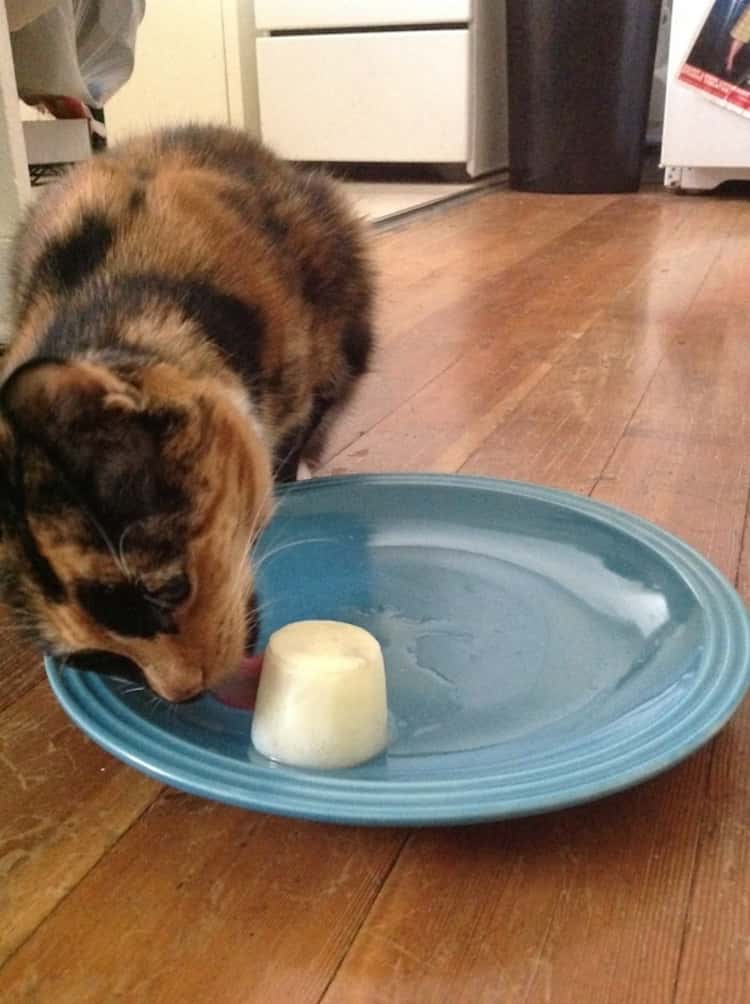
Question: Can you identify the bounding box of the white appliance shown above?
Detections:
[254,0,508,177]
[662,0,750,191]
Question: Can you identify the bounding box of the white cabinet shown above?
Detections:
[255,0,508,177]
[255,1,471,30]
[257,31,469,164]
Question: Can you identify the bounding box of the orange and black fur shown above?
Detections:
[0,125,373,701]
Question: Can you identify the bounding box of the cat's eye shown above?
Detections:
[77,580,178,638]
[147,573,191,608]
[66,650,144,683]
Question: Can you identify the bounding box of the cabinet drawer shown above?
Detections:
[257,31,469,163]
[255,1,471,31]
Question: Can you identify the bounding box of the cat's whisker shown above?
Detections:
[145,692,162,718]
[144,593,173,611]
[117,524,136,581]
[57,653,73,674]
[252,536,336,575]
[244,473,290,554]
[243,435,307,553]
[244,595,276,628]
[120,683,146,697]
[247,522,291,570]
[79,503,131,581]
[244,607,271,632]
[272,434,308,489]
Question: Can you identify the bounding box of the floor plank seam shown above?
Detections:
[455,335,588,476]
[520,881,570,1004]
[732,459,750,594]
[668,773,715,1004]
[316,830,414,1003]
[0,780,164,974]
[324,346,463,469]
[588,356,666,501]
[588,218,734,501]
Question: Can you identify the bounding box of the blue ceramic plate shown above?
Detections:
[46,475,750,825]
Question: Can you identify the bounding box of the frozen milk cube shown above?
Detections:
[250,620,388,769]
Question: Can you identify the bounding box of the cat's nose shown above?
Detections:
[159,682,202,703]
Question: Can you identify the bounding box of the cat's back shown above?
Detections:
[6,126,373,432]
[13,125,367,326]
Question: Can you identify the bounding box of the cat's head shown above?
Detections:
[0,357,273,701]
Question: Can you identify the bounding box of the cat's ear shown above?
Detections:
[0,359,186,522]
[0,357,143,426]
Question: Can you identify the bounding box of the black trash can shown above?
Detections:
[506,1,663,194]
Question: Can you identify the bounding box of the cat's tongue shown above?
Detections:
[211,654,264,709]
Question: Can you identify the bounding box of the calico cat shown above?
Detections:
[0,125,373,702]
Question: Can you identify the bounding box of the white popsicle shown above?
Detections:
[250,620,389,769]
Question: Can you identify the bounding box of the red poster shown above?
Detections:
[679,0,750,118]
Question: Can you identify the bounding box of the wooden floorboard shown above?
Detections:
[2,185,750,1002]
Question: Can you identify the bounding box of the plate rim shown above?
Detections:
[45,474,750,825]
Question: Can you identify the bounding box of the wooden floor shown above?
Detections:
[2,185,750,1003]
